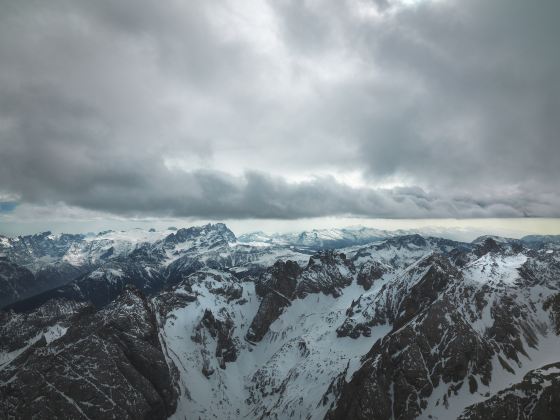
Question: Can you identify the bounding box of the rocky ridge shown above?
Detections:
[1,226,559,419]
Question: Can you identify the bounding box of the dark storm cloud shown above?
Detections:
[356,0,560,189]
[0,0,559,219]
[4,167,549,219]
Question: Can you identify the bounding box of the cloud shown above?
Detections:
[2,168,556,220]
[0,0,558,221]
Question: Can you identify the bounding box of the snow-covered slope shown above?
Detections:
[1,224,310,310]
[1,225,559,419]
[238,227,393,250]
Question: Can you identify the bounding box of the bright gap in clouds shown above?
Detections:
[1,202,560,243]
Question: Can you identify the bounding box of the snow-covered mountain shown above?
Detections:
[1,225,560,419]
[238,227,397,249]
[0,224,311,309]
[236,227,521,250]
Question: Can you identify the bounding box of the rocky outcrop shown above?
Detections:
[247,251,355,343]
[328,250,560,420]
[474,237,503,257]
[337,254,458,338]
[544,293,560,335]
[246,260,301,342]
[296,250,355,298]
[328,297,494,420]
[0,257,39,308]
[459,362,560,419]
[0,286,178,419]
[0,298,89,356]
[192,308,239,372]
[356,260,389,290]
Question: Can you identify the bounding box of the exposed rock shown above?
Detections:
[296,250,355,298]
[337,254,457,338]
[544,293,560,335]
[0,286,178,419]
[328,249,559,420]
[459,362,560,419]
[0,298,89,356]
[328,294,494,420]
[193,308,239,369]
[9,258,167,311]
[0,257,39,308]
[246,260,301,342]
[356,260,389,290]
[3,227,560,419]
[474,237,503,257]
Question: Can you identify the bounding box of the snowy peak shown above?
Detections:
[246,250,354,343]
[239,226,390,249]
[471,235,515,245]
[2,227,560,420]
[329,245,560,419]
[164,223,236,246]
[297,250,355,298]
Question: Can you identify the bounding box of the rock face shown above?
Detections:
[474,237,504,256]
[246,260,301,342]
[0,286,178,419]
[544,293,560,334]
[0,257,38,308]
[296,251,355,298]
[246,251,355,343]
[6,257,166,311]
[356,260,390,290]
[2,225,560,420]
[193,308,239,372]
[0,298,88,359]
[459,363,560,419]
[327,248,560,420]
[4,223,310,312]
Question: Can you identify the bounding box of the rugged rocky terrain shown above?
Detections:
[1,224,559,419]
[0,286,177,419]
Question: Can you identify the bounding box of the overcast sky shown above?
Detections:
[1,0,559,234]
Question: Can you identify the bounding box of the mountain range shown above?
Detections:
[1,223,559,419]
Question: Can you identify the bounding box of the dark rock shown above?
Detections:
[0,298,89,355]
[459,362,560,419]
[543,293,560,335]
[356,260,387,290]
[295,250,354,298]
[328,298,494,420]
[0,258,39,308]
[474,237,502,257]
[246,260,301,342]
[0,286,178,420]
[193,308,239,369]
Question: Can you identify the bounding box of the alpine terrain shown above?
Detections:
[1,224,560,419]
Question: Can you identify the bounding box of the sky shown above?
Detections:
[0,0,559,235]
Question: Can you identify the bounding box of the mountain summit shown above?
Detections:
[1,224,560,419]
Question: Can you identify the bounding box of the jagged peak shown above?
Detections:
[471,235,515,245]
[165,222,236,244]
[374,233,428,249]
[306,249,348,268]
[268,259,302,278]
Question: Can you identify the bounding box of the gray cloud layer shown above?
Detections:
[0,0,559,219]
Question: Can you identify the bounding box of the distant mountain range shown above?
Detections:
[238,226,396,249]
[1,224,560,419]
